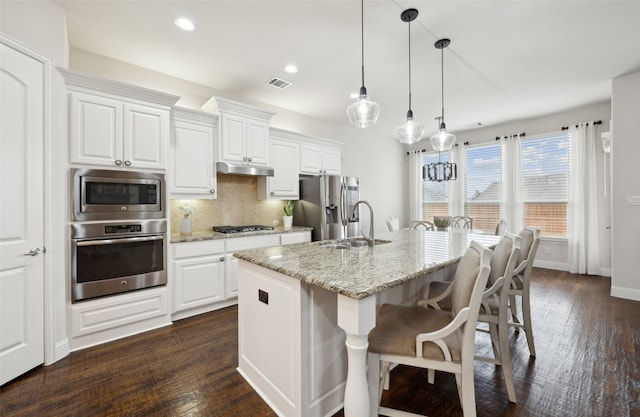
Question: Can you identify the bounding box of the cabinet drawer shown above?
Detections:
[281,232,311,246]
[173,239,225,259]
[226,234,280,252]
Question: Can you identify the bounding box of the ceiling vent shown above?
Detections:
[266,77,292,89]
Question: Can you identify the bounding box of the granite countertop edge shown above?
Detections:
[233,250,462,300]
[170,226,314,244]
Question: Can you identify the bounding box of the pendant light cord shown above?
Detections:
[440,45,445,121]
[408,19,412,112]
[360,0,365,89]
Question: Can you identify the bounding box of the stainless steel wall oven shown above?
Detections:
[70,220,167,302]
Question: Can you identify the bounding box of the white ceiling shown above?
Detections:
[53,0,640,136]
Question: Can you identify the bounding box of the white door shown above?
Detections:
[0,41,45,385]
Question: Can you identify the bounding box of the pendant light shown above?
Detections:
[429,38,456,151]
[346,0,380,128]
[396,8,424,144]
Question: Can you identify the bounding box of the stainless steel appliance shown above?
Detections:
[70,220,167,302]
[294,175,360,241]
[71,168,165,221]
[212,225,275,234]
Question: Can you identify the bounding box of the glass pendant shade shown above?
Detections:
[396,110,424,144]
[347,0,379,128]
[347,87,381,128]
[429,126,456,151]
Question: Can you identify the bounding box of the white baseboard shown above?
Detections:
[610,285,640,302]
[533,260,568,271]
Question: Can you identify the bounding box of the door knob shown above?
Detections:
[24,247,41,256]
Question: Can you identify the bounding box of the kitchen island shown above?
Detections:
[234,229,501,417]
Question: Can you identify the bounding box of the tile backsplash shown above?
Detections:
[170,174,287,233]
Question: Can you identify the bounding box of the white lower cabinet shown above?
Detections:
[171,232,308,321]
[171,239,232,321]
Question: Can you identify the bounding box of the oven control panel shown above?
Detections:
[104,224,143,234]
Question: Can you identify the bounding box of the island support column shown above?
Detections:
[337,294,377,417]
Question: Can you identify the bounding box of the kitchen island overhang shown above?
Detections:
[234,229,501,417]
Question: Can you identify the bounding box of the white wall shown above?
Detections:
[69,48,407,234]
[611,70,640,301]
[0,0,68,66]
[405,101,613,273]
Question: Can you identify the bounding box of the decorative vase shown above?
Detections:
[180,217,192,235]
[283,215,293,229]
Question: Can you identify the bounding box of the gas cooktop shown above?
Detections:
[212,225,275,234]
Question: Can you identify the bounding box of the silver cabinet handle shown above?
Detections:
[270,191,275,196]
[210,189,215,194]
[115,160,123,166]
[248,157,252,162]
[243,156,248,161]
[124,160,132,166]
[24,247,41,256]
[220,257,225,262]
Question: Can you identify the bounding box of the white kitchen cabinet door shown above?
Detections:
[173,255,226,313]
[69,92,123,167]
[123,103,168,169]
[220,113,247,163]
[300,144,323,175]
[69,92,169,170]
[300,144,341,176]
[225,254,239,299]
[258,139,299,200]
[246,119,270,166]
[171,119,216,198]
[322,147,341,175]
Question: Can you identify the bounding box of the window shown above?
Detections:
[416,132,569,238]
[422,153,449,222]
[521,133,569,237]
[465,144,502,233]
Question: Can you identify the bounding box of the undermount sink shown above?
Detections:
[321,243,351,250]
[319,238,391,250]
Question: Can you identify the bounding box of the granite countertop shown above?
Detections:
[233,229,501,300]
[170,226,314,244]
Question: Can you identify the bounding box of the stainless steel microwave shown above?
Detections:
[71,168,165,221]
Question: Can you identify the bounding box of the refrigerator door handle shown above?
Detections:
[340,182,348,226]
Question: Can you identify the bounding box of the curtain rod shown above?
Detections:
[495,132,526,141]
[405,141,469,155]
[561,120,602,131]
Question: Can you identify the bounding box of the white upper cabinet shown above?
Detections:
[300,143,342,176]
[170,108,218,199]
[204,97,274,167]
[258,138,300,200]
[60,68,179,171]
[321,147,341,175]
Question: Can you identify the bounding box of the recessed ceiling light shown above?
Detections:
[174,17,195,32]
[284,64,298,74]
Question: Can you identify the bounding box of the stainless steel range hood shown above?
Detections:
[216,161,274,176]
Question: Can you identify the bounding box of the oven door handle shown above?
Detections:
[76,235,164,247]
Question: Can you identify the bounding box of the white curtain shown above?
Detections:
[408,151,423,222]
[500,135,523,234]
[567,123,600,274]
[448,146,465,217]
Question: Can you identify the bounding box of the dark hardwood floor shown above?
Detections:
[1,268,639,417]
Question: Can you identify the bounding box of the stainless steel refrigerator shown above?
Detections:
[293,175,360,241]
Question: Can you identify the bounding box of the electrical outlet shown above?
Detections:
[627,195,640,206]
[543,247,551,255]
[272,219,280,226]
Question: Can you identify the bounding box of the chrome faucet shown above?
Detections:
[351,200,375,248]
